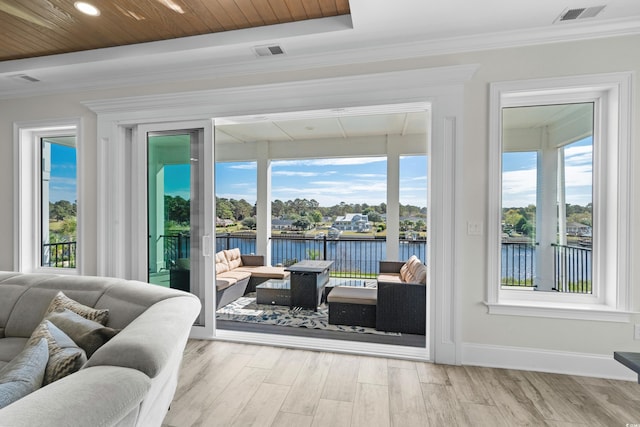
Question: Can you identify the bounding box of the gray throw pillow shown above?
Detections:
[45,291,109,326]
[46,309,119,358]
[0,338,49,408]
[26,320,87,385]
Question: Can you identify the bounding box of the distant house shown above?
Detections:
[332,213,371,232]
[216,217,234,227]
[566,222,592,237]
[272,219,294,230]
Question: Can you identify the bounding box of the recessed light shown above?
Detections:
[74,2,100,16]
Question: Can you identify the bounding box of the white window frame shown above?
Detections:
[486,73,633,322]
[14,119,82,274]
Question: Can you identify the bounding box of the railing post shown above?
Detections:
[323,235,327,260]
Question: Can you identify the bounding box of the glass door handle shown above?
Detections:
[202,235,212,257]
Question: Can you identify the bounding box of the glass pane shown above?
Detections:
[399,155,427,262]
[147,131,205,317]
[270,157,387,275]
[214,161,257,252]
[501,103,593,293]
[41,136,77,268]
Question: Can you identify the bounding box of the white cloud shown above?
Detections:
[275,157,385,167]
[272,170,321,177]
[228,163,256,170]
[502,168,537,207]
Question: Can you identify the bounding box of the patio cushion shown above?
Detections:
[328,287,377,305]
[400,256,426,284]
[235,266,289,279]
[224,248,243,270]
[377,273,403,283]
[216,278,236,291]
[215,251,229,274]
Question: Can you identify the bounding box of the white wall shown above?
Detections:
[1,34,638,373]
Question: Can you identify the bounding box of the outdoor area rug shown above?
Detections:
[216,293,399,336]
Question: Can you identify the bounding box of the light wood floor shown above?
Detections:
[163,339,640,427]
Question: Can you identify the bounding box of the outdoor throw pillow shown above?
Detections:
[45,291,109,326]
[400,255,420,283]
[27,320,87,385]
[46,309,120,358]
[0,338,48,409]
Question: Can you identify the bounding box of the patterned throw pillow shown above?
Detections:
[0,338,48,408]
[46,309,119,358]
[26,320,87,385]
[400,255,420,283]
[45,291,109,326]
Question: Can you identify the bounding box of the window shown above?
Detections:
[41,136,78,268]
[487,73,632,320]
[16,121,81,273]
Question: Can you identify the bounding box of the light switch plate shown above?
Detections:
[467,221,483,236]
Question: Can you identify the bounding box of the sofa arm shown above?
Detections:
[376,281,426,335]
[379,261,405,274]
[0,366,150,427]
[241,255,265,267]
[85,295,200,378]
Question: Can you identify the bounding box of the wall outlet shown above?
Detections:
[635,324,640,340]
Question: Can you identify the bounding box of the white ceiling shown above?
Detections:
[215,111,427,144]
[1,0,640,99]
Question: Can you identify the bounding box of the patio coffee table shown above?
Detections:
[256,279,291,306]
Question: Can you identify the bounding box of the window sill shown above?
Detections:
[484,300,632,323]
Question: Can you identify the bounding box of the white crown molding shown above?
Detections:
[462,342,637,381]
[82,65,480,116]
[1,17,639,100]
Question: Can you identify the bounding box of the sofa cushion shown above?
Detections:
[27,320,87,385]
[224,248,243,270]
[327,286,377,305]
[0,338,29,364]
[0,337,48,409]
[45,291,109,326]
[235,266,290,279]
[46,309,119,358]
[400,256,426,284]
[377,273,403,283]
[216,277,237,291]
[215,251,230,274]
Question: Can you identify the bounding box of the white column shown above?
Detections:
[386,136,400,261]
[535,128,558,291]
[256,143,272,264]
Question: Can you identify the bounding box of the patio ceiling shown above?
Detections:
[215,111,428,144]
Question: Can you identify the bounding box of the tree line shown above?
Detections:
[215,197,427,224]
[502,203,592,237]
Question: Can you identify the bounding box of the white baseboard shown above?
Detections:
[462,342,637,381]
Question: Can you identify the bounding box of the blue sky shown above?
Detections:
[49,143,77,203]
[50,137,591,210]
[215,155,428,208]
[502,137,593,207]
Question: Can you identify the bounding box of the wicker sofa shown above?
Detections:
[376,256,427,334]
[327,256,427,335]
[215,248,289,308]
[0,271,200,427]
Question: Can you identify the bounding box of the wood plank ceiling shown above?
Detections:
[0,0,350,61]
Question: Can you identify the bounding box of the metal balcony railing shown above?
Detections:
[42,241,76,268]
[501,241,592,294]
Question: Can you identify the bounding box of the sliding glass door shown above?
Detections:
[141,122,214,329]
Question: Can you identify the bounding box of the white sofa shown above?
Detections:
[0,271,200,427]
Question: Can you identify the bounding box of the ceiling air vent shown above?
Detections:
[8,74,40,83]
[253,44,285,57]
[555,5,606,22]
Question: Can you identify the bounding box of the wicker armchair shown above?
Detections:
[376,260,427,335]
